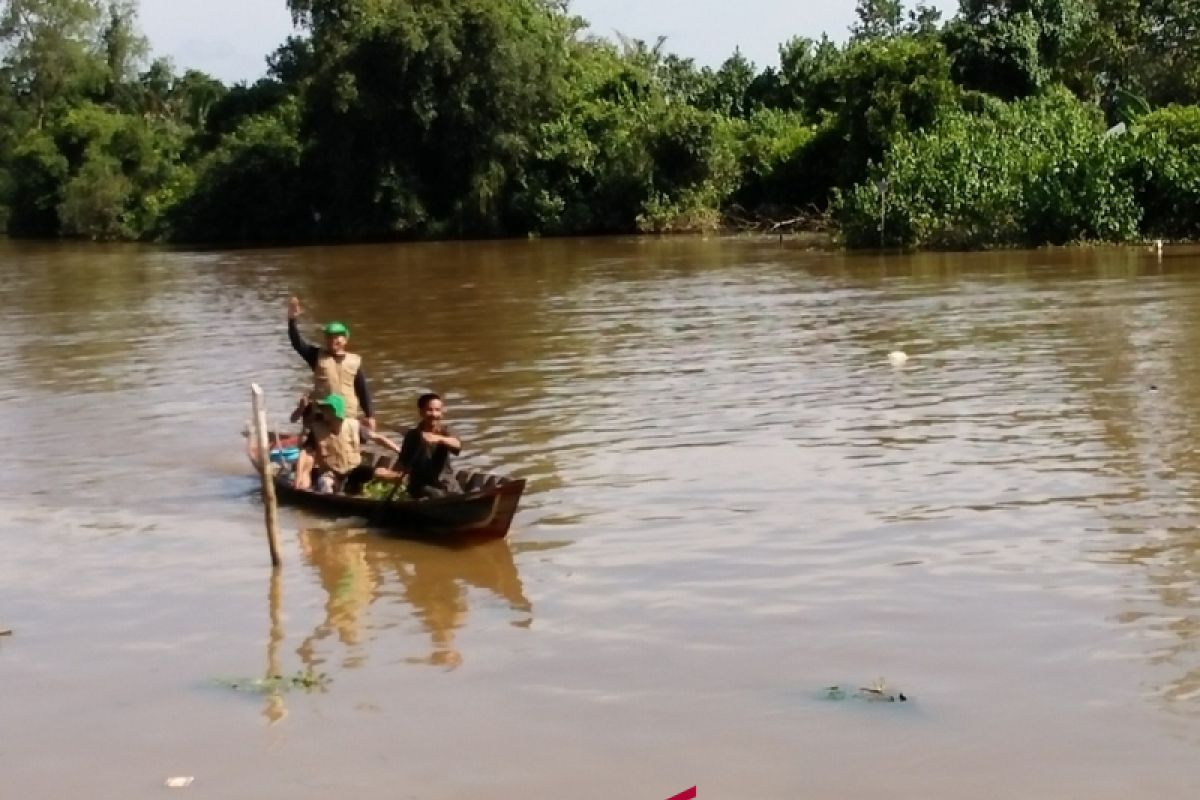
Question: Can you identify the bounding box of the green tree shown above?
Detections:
[851,0,904,40]
[511,41,655,234]
[170,101,305,242]
[7,127,68,234]
[1122,0,1200,106]
[0,0,105,125]
[204,78,290,139]
[0,69,22,226]
[99,0,147,101]
[728,107,816,213]
[638,103,740,231]
[47,101,190,238]
[697,49,757,118]
[512,36,744,235]
[906,1,943,36]
[828,34,957,191]
[1121,105,1200,239]
[266,35,315,88]
[58,151,132,238]
[768,35,842,115]
[656,53,709,106]
[293,0,579,238]
[172,69,226,131]
[942,0,1094,100]
[136,56,172,116]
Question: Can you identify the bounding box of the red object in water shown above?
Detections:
[666,789,697,800]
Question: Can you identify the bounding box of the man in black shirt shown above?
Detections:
[396,392,463,498]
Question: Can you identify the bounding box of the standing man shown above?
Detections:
[287,296,376,431]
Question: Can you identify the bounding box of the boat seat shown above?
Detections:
[455,469,492,493]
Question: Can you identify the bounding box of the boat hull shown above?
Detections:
[248,434,525,543]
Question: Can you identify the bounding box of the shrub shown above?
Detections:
[837,87,1140,248]
[1120,105,1200,239]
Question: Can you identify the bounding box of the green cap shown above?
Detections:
[315,394,346,420]
[322,321,349,337]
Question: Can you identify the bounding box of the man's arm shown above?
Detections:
[423,427,461,455]
[365,430,402,455]
[369,431,411,484]
[290,393,311,423]
[287,298,319,369]
[354,371,375,428]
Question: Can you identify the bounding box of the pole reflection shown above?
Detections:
[263,566,287,724]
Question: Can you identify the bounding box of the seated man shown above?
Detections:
[392,392,464,499]
[292,394,401,494]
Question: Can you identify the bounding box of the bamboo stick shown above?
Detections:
[251,383,282,567]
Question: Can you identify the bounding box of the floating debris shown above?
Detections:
[212,670,329,694]
[0,628,12,637]
[164,777,194,789]
[826,678,908,703]
[888,350,909,367]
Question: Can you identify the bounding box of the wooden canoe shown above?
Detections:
[246,432,526,543]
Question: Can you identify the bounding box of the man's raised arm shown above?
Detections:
[287,296,319,369]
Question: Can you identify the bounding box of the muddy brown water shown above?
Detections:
[1,237,1198,798]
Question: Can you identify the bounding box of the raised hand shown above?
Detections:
[287,296,302,320]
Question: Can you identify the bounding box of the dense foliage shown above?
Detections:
[2,0,1199,248]
[837,89,1141,248]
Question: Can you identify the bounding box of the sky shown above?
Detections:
[135,0,957,85]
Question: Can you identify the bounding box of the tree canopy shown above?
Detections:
[2,0,1199,248]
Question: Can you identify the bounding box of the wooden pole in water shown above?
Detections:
[251,383,282,567]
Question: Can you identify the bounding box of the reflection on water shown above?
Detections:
[264,568,287,725]
[1107,532,1200,705]
[295,531,542,671]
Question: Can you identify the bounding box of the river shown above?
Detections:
[1,237,1198,798]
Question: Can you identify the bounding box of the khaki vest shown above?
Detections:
[312,417,362,476]
[312,351,362,418]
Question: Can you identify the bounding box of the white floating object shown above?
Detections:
[165,777,194,789]
[888,350,909,366]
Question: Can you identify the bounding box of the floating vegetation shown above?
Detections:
[825,678,908,703]
[212,669,330,694]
